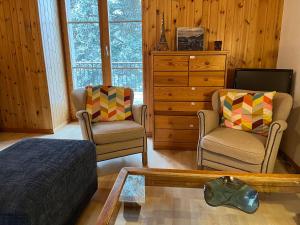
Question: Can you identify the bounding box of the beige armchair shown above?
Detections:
[197,89,293,173]
[71,88,148,165]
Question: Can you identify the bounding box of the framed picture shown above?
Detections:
[176,27,205,51]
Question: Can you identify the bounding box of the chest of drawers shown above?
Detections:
[152,51,228,150]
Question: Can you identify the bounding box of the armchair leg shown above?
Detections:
[142,151,148,166]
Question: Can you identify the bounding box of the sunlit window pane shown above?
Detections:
[66,0,102,89]
[108,0,141,21]
[108,0,143,104]
[67,0,99,22]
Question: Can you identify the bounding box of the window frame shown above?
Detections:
[59,0,145,118]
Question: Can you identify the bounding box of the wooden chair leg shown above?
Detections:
[142,151,148,166]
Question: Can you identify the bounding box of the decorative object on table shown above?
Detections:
[157,13,169,51]
[204,176,259,214]
[214,41,222,50]
[119,175,145,221]
[176,27,204,51]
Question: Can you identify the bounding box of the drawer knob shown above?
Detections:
[168,78,174,82]
[191,87,196,91]
[168,93,173,96]
[204,78,209,81]
[205,61,210,65]
[190,56,196,59]
[191,102,196,106]
[189,124,194,128]
[168,107,173,111]
[168,134,173,138]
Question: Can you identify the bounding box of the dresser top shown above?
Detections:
[151,50,229,56]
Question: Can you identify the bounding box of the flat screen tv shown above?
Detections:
[234,69,293,93]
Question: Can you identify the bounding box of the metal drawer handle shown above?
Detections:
[191,87,196,91]
[189,124,194,128]
[191,102,196,106]
[190,56,196,59]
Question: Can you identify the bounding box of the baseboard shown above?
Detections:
[279,151,300,173]
[0,127,54,134]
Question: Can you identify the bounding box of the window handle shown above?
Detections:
[106,45,110,57]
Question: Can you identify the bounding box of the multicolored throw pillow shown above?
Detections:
[86,85,133,122]
[221,91,276,135]
[86,85,101,122]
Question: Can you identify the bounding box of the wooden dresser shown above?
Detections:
[152,51,228,150]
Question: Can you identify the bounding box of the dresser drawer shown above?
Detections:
[154,101,211,114]
[189,71,225,86]
[154,72,188,86]
[154,141,197,150]
[189,55,226,71]
[154,87,219,101]
[155,115,199,129]
[153,56,189,71]
[155,129,199,143]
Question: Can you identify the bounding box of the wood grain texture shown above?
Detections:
[143,0,284,134]
[38,0,69,129]
[0,0,53,131]
[0,0,69,132]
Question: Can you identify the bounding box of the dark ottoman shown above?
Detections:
[0,138,97,225]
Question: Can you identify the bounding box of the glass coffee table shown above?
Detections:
[97,168,300,225]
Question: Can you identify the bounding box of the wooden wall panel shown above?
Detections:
[0,0,69,132]
[142,0,284,134]
[38,0,69,129]
[0,0,53,132]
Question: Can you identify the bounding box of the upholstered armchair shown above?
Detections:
[71,88,148,165]
[197,89,293,173]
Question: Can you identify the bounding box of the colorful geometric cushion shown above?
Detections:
[86,85,133,122]
[221,91,276,135]
[99,86,133,122]
[86,85,101,122]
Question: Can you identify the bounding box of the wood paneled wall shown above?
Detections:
[38,0,69,129]
[0,0,69,133]
[142,0,284,133]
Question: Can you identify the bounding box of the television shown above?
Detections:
[234,69,293,93]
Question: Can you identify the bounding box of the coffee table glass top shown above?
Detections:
[97,168,300,225]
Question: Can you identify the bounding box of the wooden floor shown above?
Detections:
[0,123,296,225]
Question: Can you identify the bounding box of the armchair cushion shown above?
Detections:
[92,120,145,145]
[201,127,266,164]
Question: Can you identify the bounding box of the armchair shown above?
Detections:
[197,89,293,173]
[71,88,148,165]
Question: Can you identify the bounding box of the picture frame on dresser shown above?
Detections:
[151,51,228,151]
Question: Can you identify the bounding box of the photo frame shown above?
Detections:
[176,27,205,51]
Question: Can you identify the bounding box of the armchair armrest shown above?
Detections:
[76,110,94,142]
[197,110,219,138]
[262,120,288,173]
[132,105,147,128]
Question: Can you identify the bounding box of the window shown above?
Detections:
[108,0,143,104]
[65,0,143,104]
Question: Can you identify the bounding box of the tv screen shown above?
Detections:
[234,69,293,93]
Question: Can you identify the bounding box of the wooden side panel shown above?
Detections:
[0,0,53,131]
[38,0,69,129]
